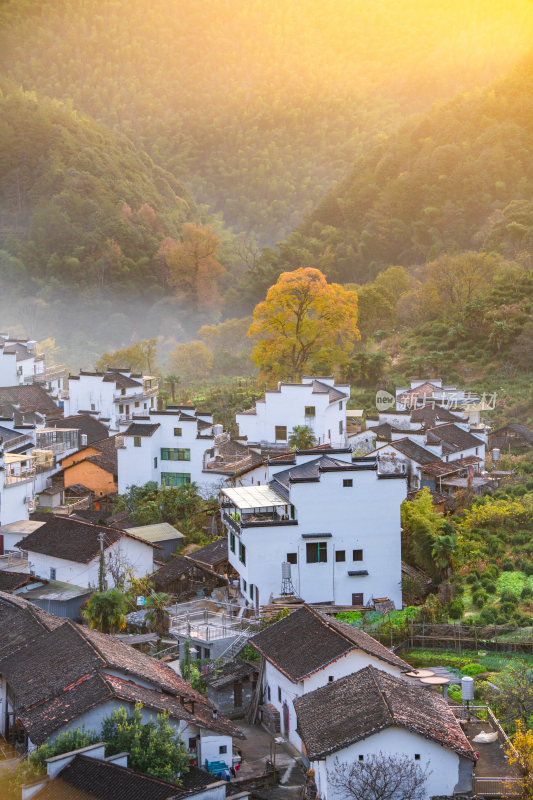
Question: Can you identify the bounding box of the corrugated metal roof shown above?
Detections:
[221,485,288,509]
[124,522,184,542]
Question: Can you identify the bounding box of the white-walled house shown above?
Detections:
[250,605,411,752]
[64,369,159,431]
[0,446,34,528]
[236,377,349,447]
[0,334,66,399]
[16,516,156,588]
[0,593,244,767]
[220,454,406,609]
[294,666,475,800]
[117,407,229,496]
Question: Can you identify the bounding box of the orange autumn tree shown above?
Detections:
[157,223,225,314]
[249,268,360,382]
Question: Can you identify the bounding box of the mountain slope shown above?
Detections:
[0,87,195,295]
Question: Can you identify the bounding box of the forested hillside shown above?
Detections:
[0,88,195,295]
[236,56,533,306]
[2,0,533,245]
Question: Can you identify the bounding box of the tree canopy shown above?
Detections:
[249,268,360,382]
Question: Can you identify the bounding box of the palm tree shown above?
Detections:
[82,589,128,633]
[165,374,181,402]
[288,425,317,451]
[431,533,458,579]
[145,592,171,636]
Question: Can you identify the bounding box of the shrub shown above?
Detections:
[472,589,489,609]
[462,662,486,677]
[467,570,480,584]
[484,565,500,579]
[448,598,464,620]
[500,602,517,619]
[502,558,515,571]
[520,586,532,600]
[500,590,519,604]
[479,605,499,624]
[480,578,497,594]
[523,561,533,576]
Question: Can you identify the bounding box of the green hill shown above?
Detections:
[2,0,533,245]
[0,87,195,296]
[238,55,533,305]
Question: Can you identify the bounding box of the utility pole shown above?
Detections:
[98,532,106,592]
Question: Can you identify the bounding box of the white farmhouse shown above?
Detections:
[64,369,159,431]
[220,454,406,609]
[236,376,349,447]
[294,666,475,800]
[117,406,228,496]
[17,515,156,588]
[250,605,411,751]
[0,334,66,399]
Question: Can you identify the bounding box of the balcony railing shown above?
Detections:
[24,365,67,383]
[221,508,297,530]
[1,433,34,451]
[4,469,36,485]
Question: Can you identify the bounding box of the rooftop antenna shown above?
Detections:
[280,561,296,597]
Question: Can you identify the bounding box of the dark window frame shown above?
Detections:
[306,542,328,563]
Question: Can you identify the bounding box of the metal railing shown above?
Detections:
[4,469,36,485]
[1,433,33,450]
[473,777,522,796]
[0,550,28,568]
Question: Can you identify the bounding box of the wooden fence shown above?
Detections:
[368,621,533,655]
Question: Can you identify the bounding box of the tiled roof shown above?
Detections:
[397,382,441,402]
[0,622,105,707]
[50,415,110,444]
[17,516,127,563]
[410,405,463,427]
[105,674,244,738]
[32,754,219,800]
[426,423,484,454]
[0,590,62,659]
[204,659,258,690]
[83,435,118,475]
[272,455,361,491]
[311,379,348,403]
[0,571,40,592]
[152,556,195,590]
[249,606,409,682]
[387,438,438,465]
[102,372,142,388]
[294,666,475,761]
[491,422,533,444]
[123,422,161,437]
[0,385,62,417]
[20,672,112,744]
[187,538,228,567]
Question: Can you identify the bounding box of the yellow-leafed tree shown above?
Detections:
[249,268,359,382]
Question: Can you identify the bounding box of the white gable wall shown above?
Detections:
[236,381,348,447]
[264,652,406,752]
[313,726,468,800]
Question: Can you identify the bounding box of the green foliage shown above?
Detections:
[478,663,533,730]
[401,488,446,578]
[82,589,128,633]
[114,481,207,538]
[288,425,317,451]
[10,727,100,790]
[102,703,189,783]
[461,662,486,677]
[447,598,464,620]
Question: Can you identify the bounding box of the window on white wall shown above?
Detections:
[50,568,56,580]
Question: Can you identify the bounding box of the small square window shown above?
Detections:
[307,542,327,563]
[287,552,297,564]
[174,427,182,436]
[304,406,315,417]
[275,425,287,441]
[134,436,142,447]
[358,755,364,762]
[353,549,363,561]
[278,687,282,702]
[90,403,96,411]
[50,568,56,580]
[414,754,421,761]
[343,479,353,487]
[335,550,346,562]
[121,388,126,395]
[188,737,196,750]
[134,401,140,408]
[219,745,227,754]
[328,676,334,682]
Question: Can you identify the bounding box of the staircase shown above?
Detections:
[216,628,251,664]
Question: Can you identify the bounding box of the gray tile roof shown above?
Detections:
[294,665,475,761]
[249,606,409,682]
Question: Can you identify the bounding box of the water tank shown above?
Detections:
[461,676,475,701]
[492,448,500,462]
[281,562,292,580]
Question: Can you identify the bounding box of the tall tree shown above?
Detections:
[157,224,225,314]
[82,588,128,634]
[248,268,359,382]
